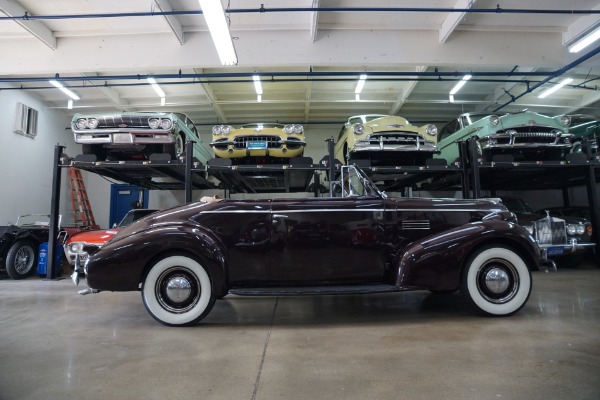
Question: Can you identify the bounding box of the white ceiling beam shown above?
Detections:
[153,0,185,45]
[563,4,600,47]
[194,69,227,123]
[476,67,538,112]
[0,0,56,50]
[388,66,427,115]
[564,90,600,114]
[79,73,130,110]
[309,0,319,43]
[439,0,478,44]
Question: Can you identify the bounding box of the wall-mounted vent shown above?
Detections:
[401,220,430,230]
[14,102,38,138]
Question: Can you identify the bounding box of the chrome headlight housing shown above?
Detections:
[567,224,585,235]
[353,124,365,135]
[148,118,160,129]
[69,242,84,253]
[425,124,438,136]
[75,118,88,130]
[560,115,571,127]
[87,118,99,129]
[160,119,173,130]
[489,115,500,126]
[284,124,304,134]
[212,125,233,135]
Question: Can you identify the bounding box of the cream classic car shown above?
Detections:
[334,115,438,166]
[210,123,306,164]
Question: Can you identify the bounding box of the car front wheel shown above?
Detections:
[461,245,531,316]
[6,240,37,279]
[142,255,215,326]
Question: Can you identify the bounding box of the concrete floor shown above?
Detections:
[1,265,599,400]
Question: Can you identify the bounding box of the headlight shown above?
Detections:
[212,125,233,135]
[576,225,585,235]
[69,243,83,253]
[283,124,304,134]
[523,225,534,235]
[425,124,438,136]
[87,118,99,129]
[75,118,87,130]
[560,115,571,126]
[160,119,173,130]
[353,124,365,135]
[489,115,500,126]
[148,118,160,129]
[566,224,585,235]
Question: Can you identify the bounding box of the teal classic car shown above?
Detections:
[71,112,212,163]
[435,111,574,163]
[567,114,600,154]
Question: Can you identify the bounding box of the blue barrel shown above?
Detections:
[37,242,64,277]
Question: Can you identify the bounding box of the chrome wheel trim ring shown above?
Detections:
[476,258,519,304]
[155,267,201,314]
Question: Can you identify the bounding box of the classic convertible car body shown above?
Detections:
[334,115,438,166]
[75,166,541,326]
[71,111,212,162]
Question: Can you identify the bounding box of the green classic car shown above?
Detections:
[334,114,438,166]
[435,111,573,163]
[567,114,600,155]
[71,112,212,163]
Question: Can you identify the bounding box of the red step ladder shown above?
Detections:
[67,168,99,229]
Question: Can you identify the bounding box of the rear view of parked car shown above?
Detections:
[71,111,212,163]
[435,111,573,163]
[334,114,438,166]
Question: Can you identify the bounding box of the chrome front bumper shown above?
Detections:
[74,131,175,145]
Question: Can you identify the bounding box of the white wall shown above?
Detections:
[0,87,78,226]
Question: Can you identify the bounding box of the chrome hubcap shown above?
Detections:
[165,276,192,303]
[484,268,510,294]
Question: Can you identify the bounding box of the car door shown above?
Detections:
[268,197,391,285]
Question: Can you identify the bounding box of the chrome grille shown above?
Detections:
[97,115,150,129]
[233,135,282,149]
[402,220,430,230]
[368,133,423,145]
[495,128,563,145]
[534,218,567,245]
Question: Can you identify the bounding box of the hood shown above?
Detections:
[66,229,120,245]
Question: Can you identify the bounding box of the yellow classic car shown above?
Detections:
[334,115,438,166]
[210,123,306,164]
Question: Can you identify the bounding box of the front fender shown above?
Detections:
[394,220,540,291]
[85,223,228,295]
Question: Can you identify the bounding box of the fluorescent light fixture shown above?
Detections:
[355,74,367,94]
[253,75,263,95]
[449,94,455,103]
[147,77,166,98]
[49,80,80,101]
[257,94,262,103]
[67,99,73,109]
[199,0,238,65]
[355,94,360,101]
[161,97,166,106]
[449,75,472,95]
[538,78,574,99]
[568,27,600,53]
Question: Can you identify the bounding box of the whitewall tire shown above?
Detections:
[142,255,215,326]
[461,245,532,316]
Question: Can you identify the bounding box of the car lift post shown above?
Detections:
[47,144,65,280]
[468,137,481,199]
[326,138,335,197]
[585,164,600,268]
[458,141,470,199]
[185,141,194,204]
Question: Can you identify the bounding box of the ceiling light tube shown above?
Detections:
[538,78,574,99]
[49,80,80,101]
[449,75,472,95]
[147,77,166,98]
[253,75,263,95]
[568,27,600,53]
[257,94,262,103]
[199,0,238,65]
[355,74,367,94]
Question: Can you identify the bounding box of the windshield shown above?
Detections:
[15,214,50,227]
[117,209,157,228]
[501,198,534,214]
[340,165,386,198]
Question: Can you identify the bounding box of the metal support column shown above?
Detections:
[326,138,335,196]
[47,145,65,280]
[185,141,194,204]
[585,165,600,268]
[468,137,481,199]
[313,171,320,197]
[458,141,470,199]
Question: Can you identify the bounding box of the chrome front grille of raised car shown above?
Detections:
[233,135,282,149]
[97,115,149,129]
[368,133,423,146]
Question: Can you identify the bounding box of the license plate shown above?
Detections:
[546,247,564,257]
[113,133,133,144]
[247,141,268,150]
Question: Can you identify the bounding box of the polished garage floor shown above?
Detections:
[1,265,599,400]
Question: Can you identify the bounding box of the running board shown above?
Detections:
[229,284,398,296]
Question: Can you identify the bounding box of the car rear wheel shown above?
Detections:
[6,240,37,279]
[142,255,215,326]
[460,245,531,316]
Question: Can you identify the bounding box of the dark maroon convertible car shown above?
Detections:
[74,166,542,326]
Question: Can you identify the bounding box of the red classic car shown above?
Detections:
[73,166,542,326]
